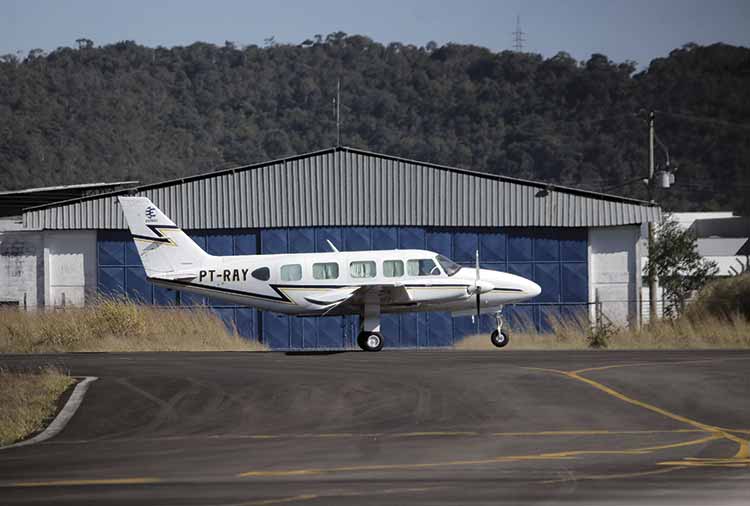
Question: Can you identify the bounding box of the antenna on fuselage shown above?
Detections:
[326,239,340,253]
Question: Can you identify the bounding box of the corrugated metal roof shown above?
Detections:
[22,147,660,230]
[0,180,138,218]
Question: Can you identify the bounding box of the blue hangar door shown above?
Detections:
[96,229,261,341]
[258,227,588,350]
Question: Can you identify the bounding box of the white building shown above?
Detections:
[640,211,749,320]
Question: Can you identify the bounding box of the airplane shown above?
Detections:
[118,196,542,351]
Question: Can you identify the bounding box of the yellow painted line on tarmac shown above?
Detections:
[659,456,750,468]
[533,434,721,459]
[571,362,656,374]
[238,454,575,477]
[563,370,749,459]
[571,356,750,375]
[541,466,685,484]
[491,429,705,437]
[237,434,717,478]
[232,487,436,506]
[659,459,750,468]
[198,429,707,441]
[391,431,480,437]
[528,364,750,464]
[238,494,319,505]
[8,477,161,488]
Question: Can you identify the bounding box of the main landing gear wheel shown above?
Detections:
[490,329,510,348]
[357,331,384,352]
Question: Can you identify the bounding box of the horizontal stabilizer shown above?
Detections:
[152,271,199,281]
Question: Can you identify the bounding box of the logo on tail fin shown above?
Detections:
[132,224,179,245]
[145,206,157,221]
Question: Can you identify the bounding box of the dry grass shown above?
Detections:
[0,298,267,353]
[454,312,750,351]
[0,366,74,446]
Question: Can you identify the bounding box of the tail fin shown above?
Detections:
[118,197,209,279]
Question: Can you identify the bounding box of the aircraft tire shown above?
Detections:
[490,329,509,348]
[358,332,384,352]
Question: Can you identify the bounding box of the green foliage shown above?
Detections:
[587,318,615,348]
[0,36,748,212]
[647,216,719,316]
[688,273,750,321]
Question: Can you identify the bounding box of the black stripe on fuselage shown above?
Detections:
[151,278,295,303]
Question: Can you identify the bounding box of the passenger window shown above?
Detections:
[407,259,441,276]
[313,262,339,280]
[350,261,376,278]
[280,264,302,281]
[252,267,270,281]
[383,260,404,277]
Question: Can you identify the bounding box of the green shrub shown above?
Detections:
[687,273,750,320]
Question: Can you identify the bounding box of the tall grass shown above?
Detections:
[456,274,750,350]
[0,298,267,353]
[0,366,74,446]
[687,273,750,321]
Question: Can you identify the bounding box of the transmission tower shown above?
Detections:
[512,15,526,52]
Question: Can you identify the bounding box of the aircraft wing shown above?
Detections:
[304,287,362,306]
[304,283,412,313]
[154,270,199,281]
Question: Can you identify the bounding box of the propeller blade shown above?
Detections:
[475,250,481,329]
[475,249,480,285]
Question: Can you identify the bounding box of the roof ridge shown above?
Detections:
[23,146,656,213]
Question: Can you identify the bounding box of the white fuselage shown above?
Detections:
[151,249,541,316]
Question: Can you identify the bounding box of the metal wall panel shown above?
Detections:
[24,147,660,230]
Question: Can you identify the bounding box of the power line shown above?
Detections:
[656,110,750,131]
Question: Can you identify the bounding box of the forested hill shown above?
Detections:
[1,35,749,212]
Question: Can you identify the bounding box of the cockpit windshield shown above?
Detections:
[436,255,462,276]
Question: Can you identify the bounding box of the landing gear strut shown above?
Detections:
[358,303,384,352]
[490,308,510,348]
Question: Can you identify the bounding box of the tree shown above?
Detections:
[76,38,93,49]
[0,36,747,208]
[646,216,719,317]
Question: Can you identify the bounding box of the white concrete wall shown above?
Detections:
[588,226,641,328]
[0,228,97,308]
[44,231,97,307]
[0,229,44,308]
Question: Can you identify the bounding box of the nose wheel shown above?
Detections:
[490,329,509,348]
[490,308,510,348]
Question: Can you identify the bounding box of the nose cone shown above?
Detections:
[480,270,541,300]
[526,280,542,299]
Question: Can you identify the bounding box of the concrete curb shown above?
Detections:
[1,376,98,450]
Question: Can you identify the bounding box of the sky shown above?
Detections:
[2,0,749,68]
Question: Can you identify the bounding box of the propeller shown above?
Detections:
[469,250,494,331]
[475,249,481,320]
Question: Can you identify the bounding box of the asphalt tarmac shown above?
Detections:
[1,350,749,505]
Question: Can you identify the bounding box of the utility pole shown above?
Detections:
[336,79,341,146]
[647,111,658,323]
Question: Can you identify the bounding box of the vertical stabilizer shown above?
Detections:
[117,196,209,278]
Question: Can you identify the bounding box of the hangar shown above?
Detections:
[1,146,660,349]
